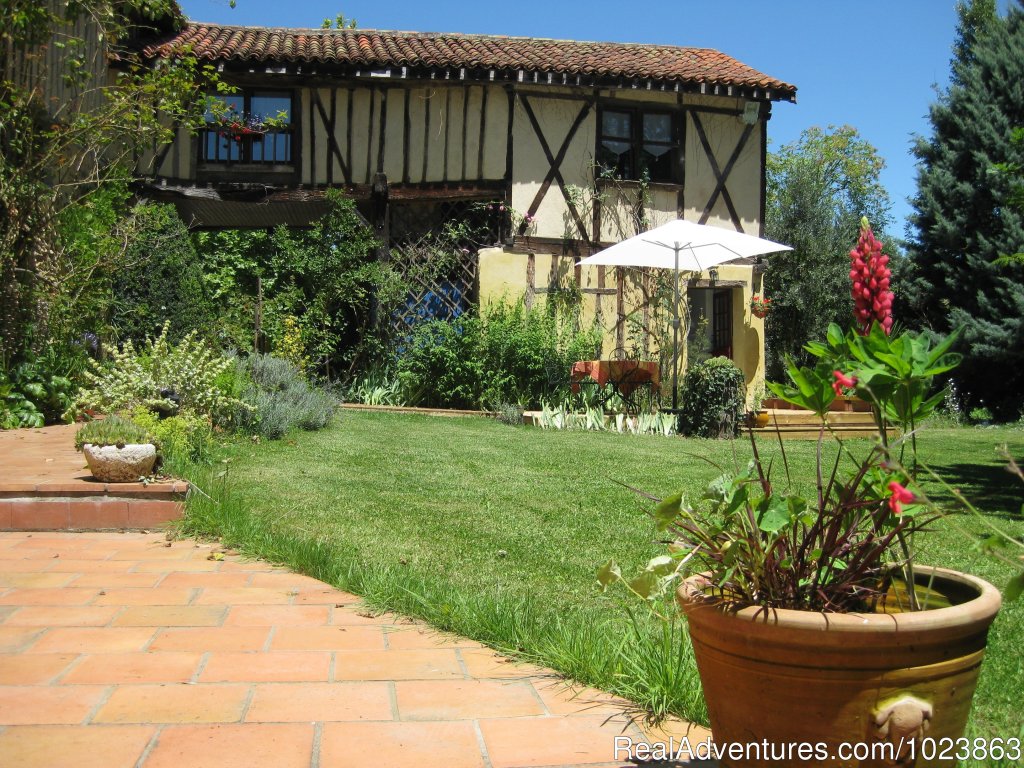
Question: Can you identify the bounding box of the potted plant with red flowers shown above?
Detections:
[749,293,771,319]
[599,219,1002,767]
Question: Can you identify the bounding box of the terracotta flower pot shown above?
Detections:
[677,567,1001,767]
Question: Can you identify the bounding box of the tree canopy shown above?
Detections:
[762,125,893,380]
[904,0,1024,419]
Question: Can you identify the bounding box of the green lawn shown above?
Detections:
[180,411,1024,744]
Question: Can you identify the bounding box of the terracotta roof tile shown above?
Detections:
[143,23,796,100]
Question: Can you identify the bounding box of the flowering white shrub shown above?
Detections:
[76,323,250,423]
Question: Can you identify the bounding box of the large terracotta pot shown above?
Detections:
[677,567,1001,767]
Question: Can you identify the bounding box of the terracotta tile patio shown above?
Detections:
[0,531,712,767]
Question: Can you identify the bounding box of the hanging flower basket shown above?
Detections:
[750,294,771,319]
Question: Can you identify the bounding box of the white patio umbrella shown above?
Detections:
[578,219,793,410]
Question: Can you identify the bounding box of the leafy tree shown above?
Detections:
[193,192,390,379]
[763,126,893,380]
[110,203,216,345]
[0,1,215,366]
[904,0,1024,420]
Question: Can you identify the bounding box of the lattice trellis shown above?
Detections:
[390,239,478,333]
[388,199,502,333]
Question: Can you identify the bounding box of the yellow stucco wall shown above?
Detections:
[478,247,766,403]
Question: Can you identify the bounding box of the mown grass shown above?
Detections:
[177,411,1023,746]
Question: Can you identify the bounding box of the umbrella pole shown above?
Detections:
[671,244,681,411]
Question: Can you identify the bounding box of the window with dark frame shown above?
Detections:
[201,89,294,165]
[597,108,679,184]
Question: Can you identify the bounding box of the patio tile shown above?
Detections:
[320,721,485,768]
[0,653,77,684]
[0,587,100,605]
[640,718,715,756]
[479,716,630,768]
[69,573,163,588]
[333,649,464,681]
[330,607,396,626]
[270,625,385,651]
[0,559,55,572]
[0,725,156,768]
[148,627,270,653]
[531,681,632,717]
[0,625,46,651]
[158,572,252,589]
[29,627,155,654]
[59,652,203,684]
[193,587,296,606]
[383,626,485,650]
[111,605,226,627]
[133,560,220,573]
[293,588,358,605]
[222,605,330,626]
[245,681,393,722]
[4,606,120,627]
[0,572,77,588]
[0,684,107,725]
[459,647,552,679]
[45,558,140,572]
[199,651,331,682]
[395,679,546,720]
[92,683,250,724]
[143,724,314,768]
[247,572,328,590]
[93,587,195,606]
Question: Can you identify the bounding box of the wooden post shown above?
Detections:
[369,172,391,331]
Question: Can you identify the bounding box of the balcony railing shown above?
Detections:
[199,126,293,165]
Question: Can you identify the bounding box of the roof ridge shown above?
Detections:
[182,21,726,55]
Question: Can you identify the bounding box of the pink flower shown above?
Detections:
[832,370,857,397]
[887,481,915,516]
[849,218,894,336]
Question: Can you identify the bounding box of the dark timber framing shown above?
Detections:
[517,94,592,243]
[690,111,755,232]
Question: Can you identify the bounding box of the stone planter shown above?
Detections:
[677,567,1002,767]
[82,443,158,483]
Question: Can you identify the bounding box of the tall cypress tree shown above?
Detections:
[905,0,1024,419]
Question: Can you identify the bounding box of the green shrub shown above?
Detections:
[76,322,249,424]
[74,415,154,451]
[128,408,214,464]
[395,301,601,410]
[110,203,216,345]
[679,357,746,438]
[396,318,484,409]
[0,349,82,428]
[235,354,337,439]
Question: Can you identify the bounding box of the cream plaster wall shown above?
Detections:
[478,247,765,397]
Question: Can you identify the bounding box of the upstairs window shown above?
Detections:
[597,108,679,184]
[201,90,293,164]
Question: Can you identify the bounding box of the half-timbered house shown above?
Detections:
[138,23,796,391]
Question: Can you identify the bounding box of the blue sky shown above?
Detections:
[177,0,1008,240]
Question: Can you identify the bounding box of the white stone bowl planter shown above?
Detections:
[82,443,157,483]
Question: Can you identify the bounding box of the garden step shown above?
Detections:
[0,424,187,531]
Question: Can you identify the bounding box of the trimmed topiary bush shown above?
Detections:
[679,357,746,438]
